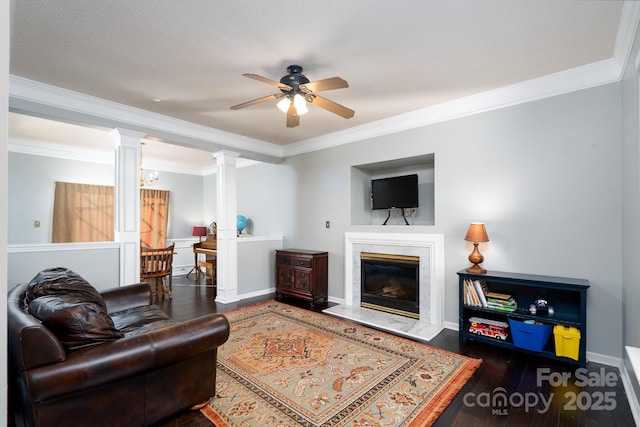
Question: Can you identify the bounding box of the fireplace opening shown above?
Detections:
[360,252,419,319]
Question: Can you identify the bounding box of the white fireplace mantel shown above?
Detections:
[324,231,445,341]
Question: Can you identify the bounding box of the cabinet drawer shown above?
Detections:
[276,256,292,265]
[292,258,312,268]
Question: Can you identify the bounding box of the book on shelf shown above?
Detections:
[463,279,488,308]
[486,291,516,300]
[463,279,518,312]
[463,279,481,307]
[473,280,488,308]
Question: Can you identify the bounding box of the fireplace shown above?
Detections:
[323,232,445,341]
[360,253,420,319]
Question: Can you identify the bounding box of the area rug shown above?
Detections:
[202,301,481,427]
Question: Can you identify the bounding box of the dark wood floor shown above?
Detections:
[156,275,636,427]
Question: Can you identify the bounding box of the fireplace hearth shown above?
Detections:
[323,232,445,341]
[360,252,420,319]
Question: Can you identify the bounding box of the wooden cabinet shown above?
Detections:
[276,249,328,306]
[458,269,589,366]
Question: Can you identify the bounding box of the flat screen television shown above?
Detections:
[371,174,419,210]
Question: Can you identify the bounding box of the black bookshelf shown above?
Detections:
[458,269,589,367]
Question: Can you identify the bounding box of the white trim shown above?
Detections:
[620,363,640,426]
[443,320,459,331]
[236,287,276,301]
[9,2,640,163]
[9,137,114,165]
[623,347,640,426]
[284,59,622,157]
[8,241,119,253]
[236,235,283,242]
[9,75,284,160]
[586,351,623,368]
[615,1,640,70]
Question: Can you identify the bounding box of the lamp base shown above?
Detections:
[466,264,487,274]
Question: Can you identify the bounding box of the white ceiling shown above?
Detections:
[8,1,636,167]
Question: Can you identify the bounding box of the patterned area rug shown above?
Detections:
[202,301,481,427]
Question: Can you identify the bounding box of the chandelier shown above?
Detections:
[140,142,159,187]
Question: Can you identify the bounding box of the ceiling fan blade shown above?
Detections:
[286,103,300,128]
[308,95,355,119]
[243,73,292,90]
[301,77,349,93]
[230,93,284,110]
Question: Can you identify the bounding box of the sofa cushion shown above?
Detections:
[25,267,108,309]
[28,297,124,351]
[110,305,176,336]
[25,267,123,351]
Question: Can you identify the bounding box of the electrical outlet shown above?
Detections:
[325,221,330,229]
[404,208,417,217]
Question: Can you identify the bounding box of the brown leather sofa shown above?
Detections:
[8,268,230,427]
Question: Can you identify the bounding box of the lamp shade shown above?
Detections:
[464,223,489,243]
[192,226,207,237]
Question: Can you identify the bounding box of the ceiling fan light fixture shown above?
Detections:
[293,94,308,115]
[231,65,354,126]
[277,97,290,113]
[276,94,308,115]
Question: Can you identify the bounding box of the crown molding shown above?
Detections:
[9,75,284,161]
[9,137,114,165]
[10,1,639,162]
[9,136,261,176]
[283,58,623,157]
[284,4,640,158]
[614,1,640,70]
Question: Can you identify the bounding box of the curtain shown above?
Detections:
[52,182,114,243]
[140,188,170,249]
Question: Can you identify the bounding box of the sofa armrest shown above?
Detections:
[25,313,230,402]
[152,313,230,366]
[8,284,66,371]
[102,283,152,314]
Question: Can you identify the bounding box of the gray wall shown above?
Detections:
[284,83,622,358]
[7,82,627,359]
[8,246,120,290]
[202,162,297,239]
[621,7,640,397]
[8,152,204,243]
[236,162,296,239]
[149,170,203,239]
[8,152,113,244]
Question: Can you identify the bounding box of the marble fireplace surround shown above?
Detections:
[323,232,445,341]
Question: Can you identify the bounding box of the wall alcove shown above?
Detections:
[350,154,435,226]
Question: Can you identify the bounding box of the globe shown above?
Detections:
[236,215,248,233]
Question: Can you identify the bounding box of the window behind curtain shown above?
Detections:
[52,182,170,246]
[52,181,115,243]
[140,188,170,249]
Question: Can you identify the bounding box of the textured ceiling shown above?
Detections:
[9,0,627,152]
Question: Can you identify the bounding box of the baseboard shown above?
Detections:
[619,361,640,426]
[236,287,276,301]
[443,320,458,331]
[328,296,345,305]
[586,351,622,367]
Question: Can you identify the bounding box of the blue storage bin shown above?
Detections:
[508,318,552,352]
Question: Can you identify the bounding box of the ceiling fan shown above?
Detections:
[230,65,355,128]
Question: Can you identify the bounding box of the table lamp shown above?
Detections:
[464,222,489,274]
[192,226,207,242]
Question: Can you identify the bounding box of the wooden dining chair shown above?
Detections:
[140,243,175,298]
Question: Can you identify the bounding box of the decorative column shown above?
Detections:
[113,128,146,286]
[213,150,240,303]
